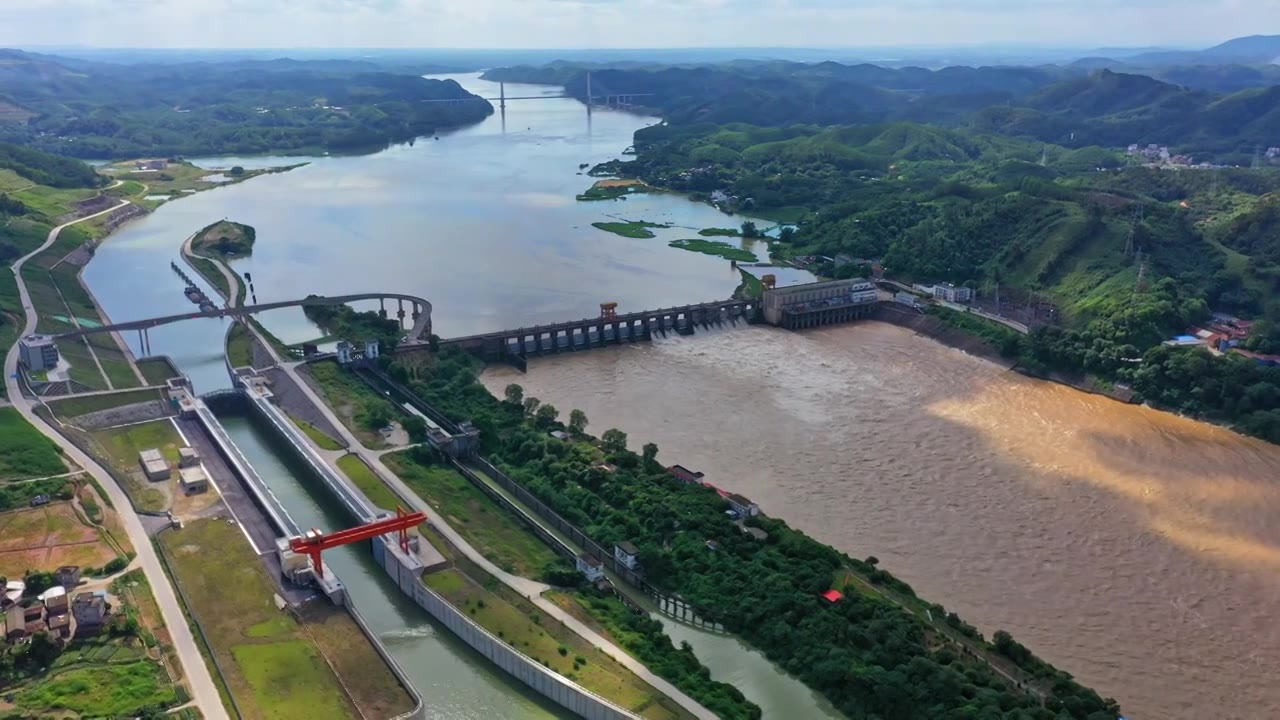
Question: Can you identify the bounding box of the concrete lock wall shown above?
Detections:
[375,539,641,720]
[224,381,637,720]
[196,393,424,718]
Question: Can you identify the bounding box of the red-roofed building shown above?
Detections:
[667,465,705,485]
[821,589,844,603]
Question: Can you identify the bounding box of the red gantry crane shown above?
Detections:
[289,506,426,579]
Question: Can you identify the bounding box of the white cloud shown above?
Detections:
[0,0,1275,49]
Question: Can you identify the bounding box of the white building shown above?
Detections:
[614,541,641,571]
[18,334,58,372]
[932,283,973,303]
[575,555,604,582]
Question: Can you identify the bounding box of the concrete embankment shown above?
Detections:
[192,389,425,720]
[232,371,642,720]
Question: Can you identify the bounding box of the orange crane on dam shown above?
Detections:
[289,507,426,579]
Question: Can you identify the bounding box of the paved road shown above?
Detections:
[200,252,719,720]
[5,207,230,720]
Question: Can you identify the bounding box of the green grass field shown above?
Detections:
[697,227,740,237]
[47,388,164,419]
[425,567,690,719]
[302,360,401,448]
[668,238,758,262]
[89,419,181,512]
[290,414,345,451]
[136,357,179,385]
[590,221,670,239]
[226,322,254,368]
[0,407,67,480]
[158,518,369,720]
[337,454,402,510]
[14,661,178,717]
[383,451,558,579]
[230,640,353,720]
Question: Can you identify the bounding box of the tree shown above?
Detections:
[602,428,628,454]
[536,403,559,425]
[642,442,659,468]
[504,383,525,406]
[23,571,54,595]
[522,396,541,416]
[27,631,61,668]
[740,220,760,238]
[229,165,246,176]
[363,403,391,431]
[568,409,588,435]
[778,226,796,243]
[402,415,428,441]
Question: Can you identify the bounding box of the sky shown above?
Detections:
[1,0,1275,50]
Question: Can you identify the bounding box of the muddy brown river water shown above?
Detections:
[482,322,1280,720]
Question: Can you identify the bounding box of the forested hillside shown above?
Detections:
[0,50,492,157]
[543,54,1280,441]
[0,142,102,188]
[487,62,1280,164]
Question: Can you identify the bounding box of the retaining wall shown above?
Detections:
[194,394,424,720]
[223,385,638,720]
[374,539,641,720]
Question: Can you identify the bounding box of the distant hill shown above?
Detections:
[1027,69,1202,116]
[0,48,493,157]
[1130,34,1280,66]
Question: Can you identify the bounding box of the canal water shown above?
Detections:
[218,413,568,719]
[79,75,822,718]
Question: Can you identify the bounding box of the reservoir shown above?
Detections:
[481,323,1280,720]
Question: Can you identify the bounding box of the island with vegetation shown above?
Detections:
[191,220,256,258]
[491,58,1280,444]
[590,220,671,239]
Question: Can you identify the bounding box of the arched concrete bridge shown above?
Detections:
[54,293,433,342]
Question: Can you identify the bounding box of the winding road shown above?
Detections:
[5,205,230,720]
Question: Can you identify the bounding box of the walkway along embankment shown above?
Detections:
[231,365,645,720]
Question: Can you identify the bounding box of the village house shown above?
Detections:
[23,603,44,625]
[54,566,81,589]
[47,612,73,641]
[71,592,109,634]
[41,586,69,615]
[4,606,25,641]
